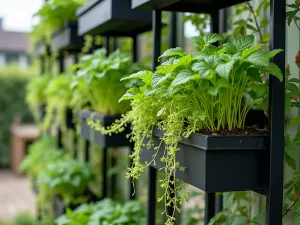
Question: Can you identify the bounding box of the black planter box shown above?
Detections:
[79,110,131,148]
[142,127,269,192]
[131,0,248,13]
[77,0,152,36]
[52,21,83,52]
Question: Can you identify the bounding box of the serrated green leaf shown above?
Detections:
[242,44,263,60]
[171,69,195,86]
[152,72,172,87]
[191,36,205,49]
[224,43,238,55]
[287,10,300,26]
[121,70,152,85]
[267,49,284,59]
[216,60,235,80]
[263,62,283,81]
[204,33,224,44]
[247,67,262,82]
[287,83,300,97]
[246,51,269,67]
[246,24,258,32]
[232,35,255,51]
[158,47,186,61]
[208,79,230,96]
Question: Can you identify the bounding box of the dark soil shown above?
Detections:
[198,126,268,136]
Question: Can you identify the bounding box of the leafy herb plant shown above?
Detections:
[37,158,95,206]
[56,198,146,225]
[89,33,283,224]
[31,0,86,44]
[72,48,145,115]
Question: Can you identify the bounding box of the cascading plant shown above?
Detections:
[89,33,283,224]
[43,74,73,131]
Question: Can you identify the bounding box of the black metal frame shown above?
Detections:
[137,1,285,225]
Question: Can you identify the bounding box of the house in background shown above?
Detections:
[0,18,30,68]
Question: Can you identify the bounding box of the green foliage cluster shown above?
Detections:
[11,212,39,225]
[89,33,282,224]
[72,48,146,115]
[37,158,95,205]
[0,72,34,166]
[31,0,86,44]
[56,198,146,225]
[20,136,64,180]
[43,74,73,130]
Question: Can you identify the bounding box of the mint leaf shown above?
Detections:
[158,47,185,61]
[263,62,283,81]
[171,69,195,86]
[232,35,255,51]
[121,71,153,85]
[208,79,230,96]
[246,51,269,67]
[241,44,263,60]
[203,33,224,44]
[267,49,284,59]
[152,72,172,87]
[216,60,235,80]
[247,67,262,82]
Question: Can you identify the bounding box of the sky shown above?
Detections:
[0,0,198,37]
[0,0,43,32]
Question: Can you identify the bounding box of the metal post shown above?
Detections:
[104,36,110,56]
[205,193,216,224]
[85,141,90,162]
[57,51,64,149]
[102,147,108,198]
[132,35,138,62]
[113,37,118,50]
[170,12,177,48]
[203,10,222,224]
[111,148,117,199]
[266,0,285,224]
[40,56,45,75]
[147,10,162,225]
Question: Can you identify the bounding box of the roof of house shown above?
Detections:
[0,29,29,53]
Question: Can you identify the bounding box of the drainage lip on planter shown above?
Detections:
[131,0,248,13]
[141,126,269,192]
[78,110,132,148]
[77,0,152,36]
[52,21,83,52]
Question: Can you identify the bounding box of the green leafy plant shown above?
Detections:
[72,48,145,115]
[31,0,86,44]
[43,74,73,131]
[89,33,283,224]
[26,75,51,123]
[37,158,95,205]
[11,212,38,225]
[20,136,65,181]
[56,198,146,225]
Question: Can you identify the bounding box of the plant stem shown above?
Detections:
[246,1,264,43]
[282,192,300,217]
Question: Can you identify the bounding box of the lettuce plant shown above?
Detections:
[89,33,283,224]
[72,48,145,115]
[56,198,146,225]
